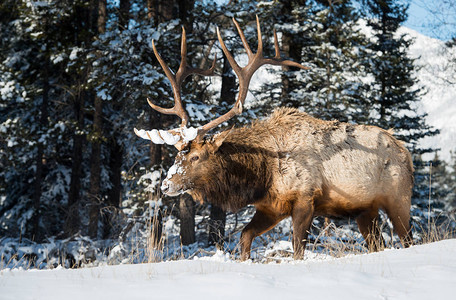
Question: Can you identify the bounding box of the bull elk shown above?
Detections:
[135,17,414,260]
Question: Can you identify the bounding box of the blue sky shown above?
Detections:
[404,0,454,40]
[210,0,453,40]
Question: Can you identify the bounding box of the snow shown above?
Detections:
[96,88,112,100]
[69,47,81,60]
[134,126,199,145]
[1,239,455,300]
[26,1,50,8]
[166,163,180,179]
[158,130,180,145]
[50,53,65,64]
[138,170,161,193]
[134,128,164,144]
[181,126,198,142]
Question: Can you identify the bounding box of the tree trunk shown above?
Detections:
[31,56,50,241]
[88,94,102,238]
[147,0,154,20]
[65,94,84,237]
[119,0,130,28]
[208,205,226,248]
[103,137,122,238]
[179,193,195,245]
[147,109,164,246]
[279,1,303,105]
[97,0,107,34]
[147,0,175,24]
[220,51,236,103]
[178,0,195,30]
[148,0,199,246]
[88,0,107,239]
[149,110,163,166]
[146,0,172,246]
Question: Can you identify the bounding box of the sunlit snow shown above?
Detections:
[1,239,455,300]
[134,126,199,145]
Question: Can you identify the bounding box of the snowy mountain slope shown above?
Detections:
[1,239,455,300]
[399,26,456,161]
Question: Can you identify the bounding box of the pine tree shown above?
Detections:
[254,0,372,124]
[362,0,438,151]
[0,0,85,240]
[411,152,453,232]
[446,150,456,212]
[362,0,442,233]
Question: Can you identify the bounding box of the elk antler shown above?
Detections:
[149,26,217,127]
[134,26,217,148]
[135,17,308,147]
[194,15,309,142]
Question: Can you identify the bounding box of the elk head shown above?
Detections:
[135,16,308,197]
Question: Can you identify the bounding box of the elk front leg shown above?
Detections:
[291,199,314,260]
[240,209,283,261]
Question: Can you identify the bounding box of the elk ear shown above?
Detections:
[208,127,233,154]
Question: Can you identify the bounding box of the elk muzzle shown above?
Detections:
[161,178,184,196]
[161,162,190,196]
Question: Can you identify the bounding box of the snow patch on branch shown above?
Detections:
[69,47,82,60]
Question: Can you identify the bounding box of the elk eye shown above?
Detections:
[190,155,199,162]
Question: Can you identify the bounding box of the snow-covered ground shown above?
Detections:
[1,239,455,300]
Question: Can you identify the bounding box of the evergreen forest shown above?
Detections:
[0,0,455,267]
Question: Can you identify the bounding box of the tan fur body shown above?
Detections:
[162,107,414,259]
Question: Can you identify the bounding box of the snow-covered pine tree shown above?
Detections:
[410,153,454,234]
[305,0,372,123]
[361,0,443,233]
[362,0,438,150]
[254,0,371,124]
[447,150,456,212]
[0,0,87,240]
[254,0,314,113]
[426,153,451,226]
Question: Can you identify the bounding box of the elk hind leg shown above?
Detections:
[356,209,384,252]
[240,209,283,261]
[385,202,413,248]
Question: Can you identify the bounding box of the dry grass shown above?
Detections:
[416,218,456,245]
[1,203,454,270]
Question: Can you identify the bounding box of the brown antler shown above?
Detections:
[148,26,217,128]
[195,15,309,142]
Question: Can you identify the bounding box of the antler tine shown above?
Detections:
[216,26,241,75]
[150,38,189,127]
[273,29,280,59]
[195,16,309,142]
[255,15,263,57]
[177,26,218,86]
[176,26,188,84]
[149,26,217,128]
[232,18,254,59]
[265,25,311,70]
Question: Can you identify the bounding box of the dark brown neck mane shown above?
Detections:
[193,129,275,212]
